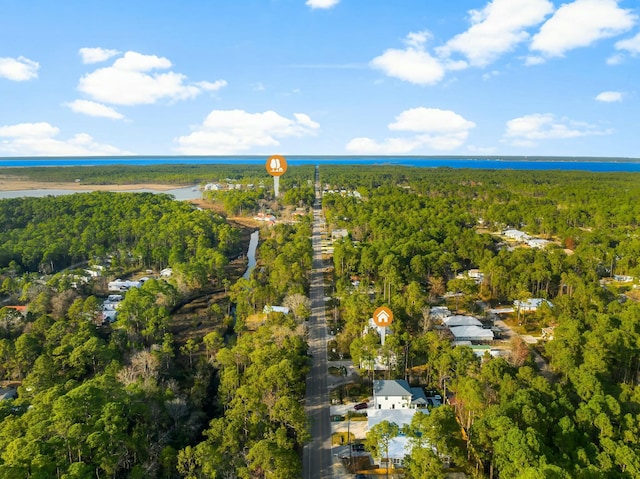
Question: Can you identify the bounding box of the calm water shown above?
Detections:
[242,231,260,280]
[1,156,640,172]
[0,186,201,200]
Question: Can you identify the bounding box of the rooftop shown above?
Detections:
[373,379,412,398]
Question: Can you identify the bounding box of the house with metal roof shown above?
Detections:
[449,325,494,342]
[442,315,482,328]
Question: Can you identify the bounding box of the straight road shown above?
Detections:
[303,167,333,479]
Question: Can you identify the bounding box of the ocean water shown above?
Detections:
[1,156,640,172]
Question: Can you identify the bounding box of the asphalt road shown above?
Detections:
[303,170,333,479]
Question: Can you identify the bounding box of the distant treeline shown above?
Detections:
[0,164,315,187]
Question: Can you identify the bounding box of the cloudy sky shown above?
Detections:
[1,0,639,157]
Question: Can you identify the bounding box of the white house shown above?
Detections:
[449,326,494,342]
[614,275,634,282]
[367,409,416,468]
[331,229,349,241]
[373,380,428,410]
[527,238,550,249]
[253,213,276,223]
[108,278,146,292]
[368,381,430,469]
[456,269,484,284]
[442,315,482,328]
[101,295,123,323]
[160,268,173,277]
[429,306,450,320]
[503,229,530,241]
[365,317,392,337]
[514,298,553,312]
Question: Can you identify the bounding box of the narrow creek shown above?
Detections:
[242,230,259,279]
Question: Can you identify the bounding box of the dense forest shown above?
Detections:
[0,164,639,477]
[0,180,315,478]
[320,165,640,478]
[0,192,239,276]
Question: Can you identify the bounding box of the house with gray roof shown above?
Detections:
[373,379,428,410]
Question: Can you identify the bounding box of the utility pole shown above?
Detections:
[348,414,352,466]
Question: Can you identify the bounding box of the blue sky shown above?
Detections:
[1,0,639,158]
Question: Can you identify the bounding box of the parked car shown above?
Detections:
[354,402,368,410]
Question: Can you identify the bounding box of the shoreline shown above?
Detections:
[0,178,185,192]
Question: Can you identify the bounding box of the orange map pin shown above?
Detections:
[266,155,287,176]
[373,306,393,327]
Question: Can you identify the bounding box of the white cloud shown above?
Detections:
[174,109,320,155]
[346,107,475,154]
[525,55,546,65]
[65,99,125,119]
[0,122,59,138]
[306,0,340,9]
[0,56,39,81]
[607,53,625,64]
[0,122,128,156]
[482,70,501,80]
[370,31,445,86]
[530,0,637,58]
[406,31,432,48]
[595,91,623,102]
[615,32,640,55]
[78,47,120,64]
[389,107,476,133]
[112,51,172,71]
[293,113,320,130]
[346,137,423,154]
[195,80,227,91]
[371,0,552,84]
[437,0,554,67]
[78,51,226,106]
[503,113,612,145]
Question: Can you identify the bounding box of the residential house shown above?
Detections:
[253,213,276,223]
[514,298,553,312]
[503,229,530,241]
[368,380,430,469]
[527,238,550,249]
[373,379,427,410]
[614,275,634,282]
[101,295,123,323]
[442,315,482,328]
[456,269,484,284]
[108,278,147,292]
[429,306,451,320]
[448,325,494,342]
[5,305,27,317]
[331,229,349,241]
